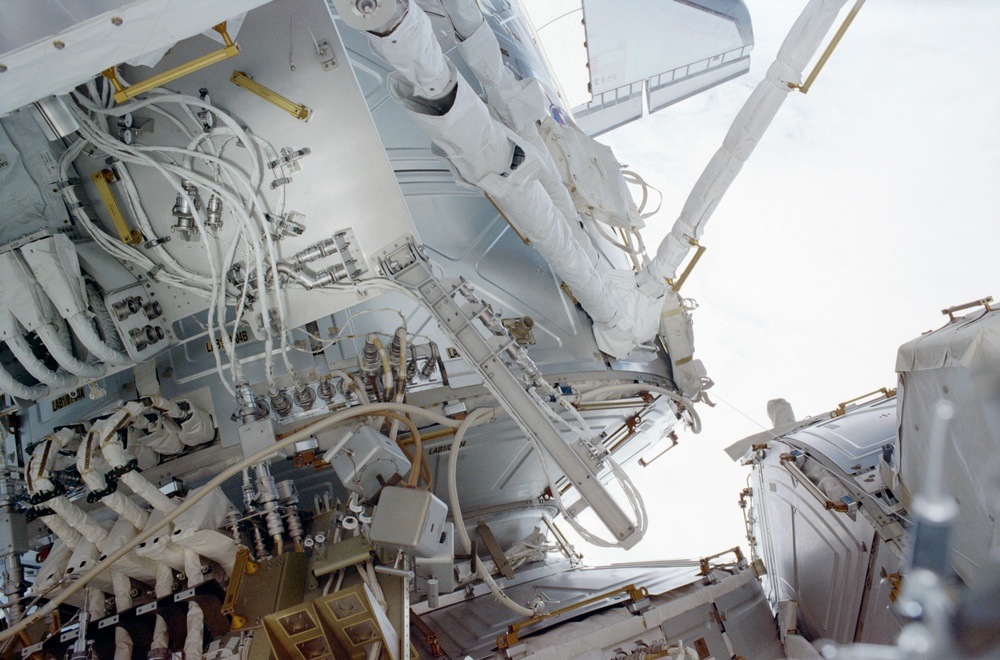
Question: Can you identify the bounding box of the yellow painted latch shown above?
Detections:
[884,569,903,603]
[788,0,867,94]
[102,22,239,104]
[91,169,143,244]
[221,547,257,629]
[496,583,649,649]
[666,238,706,293]
[230,71,312,121]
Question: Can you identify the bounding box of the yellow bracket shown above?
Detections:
[788,0,867,94]
[221,547,258,625]
[698,546,745,575]
[102,23,239,104]
[831,386,896,418]
[886,571,903,602]
[230,71,312,121]
[91,169,143,244]
[496,583,649,649]
[666,238,706,293]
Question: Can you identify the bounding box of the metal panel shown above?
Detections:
[647,54,750,114]
[787,397,897,476]
[756,460,874,643]
[69,0,416,329]
[581,0,751,95]
[856,536,904,646]
[420,564,704,658]
[715,574,786,659]
[0,0,273,114]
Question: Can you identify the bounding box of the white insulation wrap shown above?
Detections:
[34,541,79,604]
[5,332,79,390]
[66,541,113,593]
[0,251,57,333]
[367,2,455,102]
[171,486,239,574]
[177,402,216,446]
[450,15,589,249]
[639,0,850,294]
[19,236,89,321]
[101,517,158,581]
[35,323,106,379]
[95,402,236,572]
[140,417,186,455]
[454,19,520,128]
[0,359,47,400]
[21,235,131,367]
[135,510,188,572]
[367,1,665,357]
[895,308,1000,584]
[404,72,515,185]
[539,118,643,231]
[78,426,150,530]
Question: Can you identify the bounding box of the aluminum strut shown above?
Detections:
[376,239,640,548]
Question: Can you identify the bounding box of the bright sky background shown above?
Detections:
[530,1,1000,564]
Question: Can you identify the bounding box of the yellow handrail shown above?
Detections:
[102,22,239,104]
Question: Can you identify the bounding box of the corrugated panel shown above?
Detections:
[757,460,874,642]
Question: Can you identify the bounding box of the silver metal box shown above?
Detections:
[369,486,448,558]
[331,426,411,497]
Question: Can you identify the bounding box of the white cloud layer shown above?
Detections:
[568,1,1000,563]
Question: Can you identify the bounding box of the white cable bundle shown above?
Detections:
[64,81,304,394]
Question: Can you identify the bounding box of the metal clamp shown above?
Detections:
[28,482,66,506]
[85,459,138,503]
[25,506,55,522]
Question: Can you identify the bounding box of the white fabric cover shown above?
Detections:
[172,486,238,574]
[78,424,150,530]
[369,3,665,358]
[34,540,73,594]
[658,292,706,397]
[639,0,850,293]
[895,309,1000,584]
[784,634,824,659]
[539,117,643,230]
[66,540,113,593]
[0,120,48,239]
[768,398,797,427]
[140,416,186,455]
[441,0,483,40]
[177,402,216,446]
[135,509,187,572]
[404,73,514,183]
[0,252,57,333]
[5,331,79,389]
[35,322,105,379]
[0,0,266,115]
[21,235,131,366]
[19,235,89,318]
[368,3,455,102]
[101,516,158,581]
